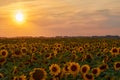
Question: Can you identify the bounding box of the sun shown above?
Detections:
[15,10,25,23]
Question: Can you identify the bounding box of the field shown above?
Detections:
[0,37,120,80]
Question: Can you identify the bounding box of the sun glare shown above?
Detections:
[15,10,25,23]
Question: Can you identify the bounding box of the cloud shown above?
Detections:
[94,9,120,28]
[0,0,34,6]
[0,0,120,37]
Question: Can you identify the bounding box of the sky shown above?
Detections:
[0,0,120,37]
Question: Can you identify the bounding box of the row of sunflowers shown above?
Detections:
[0,37,120,80]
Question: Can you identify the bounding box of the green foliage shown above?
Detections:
[0,37,120,80]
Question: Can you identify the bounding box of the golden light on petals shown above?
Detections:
[0,73,4,78]
[49,64,61,76]
[68,62,80,77]
[0,49,8,58]
[99,63,108,72]
[83,73,94,80]
[80,64,90,74]
[114,62,120,71]
[110,47,119,56]
[30,68,47,80]
[91,68,101,77]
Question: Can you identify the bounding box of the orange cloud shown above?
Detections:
[0,0,120,37]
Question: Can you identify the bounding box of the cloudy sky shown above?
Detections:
[0,0,120,37]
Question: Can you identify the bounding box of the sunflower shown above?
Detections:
[118,47,120,54]
[110,47,119,56]
[13,76,19,80]
[63,62,70,74]
[30,68,47,80]
[44,53,52,59]
[0,57,6,65]
[83,73,94,80]
[23,60,31,66]
[58,69,66,79]
[43,47,49,52]
[12,66,18,74]
[85,54,93,60]
[58,43,62,48]
[0,73,4,78]
[71,50,76,54]
[84,43,90,49]
[12,49,23,57]
[114,62,120,71]
[69,53,78,61]
[103,48,109,53]
[31,55,38,62]
[0,45,6,50]
[49,64,61,76]
[64,46,70,53]
[102,55,109,63]
[99,63,108,72]
[18,75,26,80]
[68,62,80,77]
[21,42,27,47]
[80,64,90,74]
[52,50,58,57]
[54,43,62,49]
[21,47,27,54]
[0,49,8,58]
[91,68,101,77]
[77,47,84,53]
[30,47,37,53]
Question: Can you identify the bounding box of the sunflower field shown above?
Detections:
[0,37,120,80]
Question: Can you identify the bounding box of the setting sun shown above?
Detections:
[15,10,25,23]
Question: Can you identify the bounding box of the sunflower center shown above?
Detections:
[86,55,92,59]
[116,63,120,68]
[65,65,69,71]
[58,45,60,47]
[15,50,21,55]
[112,49,118,53]
[86,74,92,79]
[32,70,44,80]
[80,48,82,51]
[71,65,77,71]
[52,67,57,72]
[45,54,50,58]
[82,67,87,73]
[32,56,37,60]
[0,75,2,78]
[92,69,98,74]
[13,69,18,74]
[99,64,107,70]
[15,78,19,80]
[19,78,22,80]
[1,47,5,49]
[32,48,36,52]
[22,49,27,53]
[2,51,6,56]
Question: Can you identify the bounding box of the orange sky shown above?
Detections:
[0,0,120,37]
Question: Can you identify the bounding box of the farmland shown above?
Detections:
[0,37,120,80]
